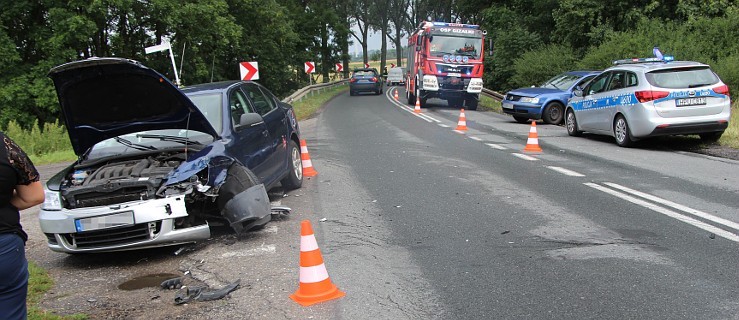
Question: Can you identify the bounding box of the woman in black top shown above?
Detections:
[0,132,44,320]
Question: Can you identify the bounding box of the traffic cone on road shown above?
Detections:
[523,121,543,153]
[414,97,422,113]
[290,220,345,306]
[394,89,399,101]
[300,140,318,177]
[455,109,468,131]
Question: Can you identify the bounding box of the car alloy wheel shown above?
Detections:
[566,110,581,137]
[614,116,633,147]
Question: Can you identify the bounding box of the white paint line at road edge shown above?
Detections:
[469,136,482,141]
[453,130,466,134]
[604,182,739,231]
[546,166,585,177]
[486,143,507,150]
[584,183,739,243]
[386,90,442,123]
[438,124,450,128]
[511,153,538,161]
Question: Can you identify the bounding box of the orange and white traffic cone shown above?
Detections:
[414,97,422,113]
[300,140,318,177]
[455,109,468,131]
[523,121,543,153]
[290,220,345,306]
[394,89,399,101]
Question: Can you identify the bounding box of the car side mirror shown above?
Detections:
[573,90,583,97]
[239,113,264,128]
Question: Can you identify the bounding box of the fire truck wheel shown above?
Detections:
[465,97,478,110]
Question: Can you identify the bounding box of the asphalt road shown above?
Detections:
[23,87,738,319]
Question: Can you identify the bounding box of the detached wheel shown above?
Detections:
[513,116,529,124]
[543,102,564,125]
[280,140,303,190]
[565,109,582,137]
[699,131,723,142]
[614,115,634,147]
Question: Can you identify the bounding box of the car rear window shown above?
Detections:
[353,70,376,77]
[645,66,719,89]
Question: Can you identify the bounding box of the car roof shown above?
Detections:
[607,60,708,73]
[180,80,243,94]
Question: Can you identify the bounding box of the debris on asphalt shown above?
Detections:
[87,298,97,303]
[501,230,510,235]
[174,247,186,256]
[160,277,183,290]
[709,233,716,239]
[319,218,327,222]
[174,279,241,305]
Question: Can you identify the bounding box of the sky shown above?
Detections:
[349,28,407,56]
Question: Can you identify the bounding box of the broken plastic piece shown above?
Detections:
[319,218,327,222]
[174,279,241,305]
[160,277,183,290]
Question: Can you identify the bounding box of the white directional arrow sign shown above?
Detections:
[239,62,259,80]
[305,61,315,74]
[335,63,343,73]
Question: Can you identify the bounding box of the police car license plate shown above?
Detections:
[676,97,706,107]
[75,211,135,232]
[503,102,513,109]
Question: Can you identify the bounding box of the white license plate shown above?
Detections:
[75,211,135,232]
[676,97,706,107]
[447,73,461,77]
[503,102,513,109]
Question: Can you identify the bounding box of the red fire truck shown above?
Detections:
[406,21,485,110]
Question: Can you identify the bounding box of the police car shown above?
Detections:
[565,51,731,147]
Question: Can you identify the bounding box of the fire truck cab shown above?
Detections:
[406,21,485,110]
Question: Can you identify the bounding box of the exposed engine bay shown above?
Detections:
[59,151,211,209]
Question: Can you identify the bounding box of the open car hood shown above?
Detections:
[49,57,219,155]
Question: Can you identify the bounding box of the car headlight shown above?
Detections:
[520,97,540,104]
[42,189,62,211]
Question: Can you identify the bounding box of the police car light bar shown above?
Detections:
[612,56,675,65]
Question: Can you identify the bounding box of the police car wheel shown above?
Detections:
[614,115,634,147]
[699,131,723,142]
[566,110,582,137]
[543,102,564,125]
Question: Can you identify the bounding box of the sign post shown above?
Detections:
[305,61,315,86]
[145,41,180,86]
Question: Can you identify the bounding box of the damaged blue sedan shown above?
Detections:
[39,57,303,253]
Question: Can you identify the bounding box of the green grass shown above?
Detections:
[27,261,87,320]
[479,94,502,113]
[718,101,738,148]
[291,84,349,120]
[29,150,77,166]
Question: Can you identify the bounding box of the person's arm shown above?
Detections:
[11,181,44,210]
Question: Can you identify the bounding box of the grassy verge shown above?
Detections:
[719,101,738,148]
[291,84,349,120]
[29,150,77,166]
[479,94,502,113]
[27,261,87,320]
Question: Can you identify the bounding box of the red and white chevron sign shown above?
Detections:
[364,63,370,68]
[239,61,259,80]
[390,63,396,68]
[305,61,315,74]
[335,63,343,72]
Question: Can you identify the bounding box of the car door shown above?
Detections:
[592,71,627,132]
[227,85,272,181]
[242,83,287,187]
[578,72,612,132]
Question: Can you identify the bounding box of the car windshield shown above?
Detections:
[645,66,719,89]
[186,92,223,133]
[541,73,583,90]
[429,36,482,60]
[87,129,213,159]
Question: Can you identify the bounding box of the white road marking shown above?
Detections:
[546,166,585,177]
[511,153,538,161]
[603,182,739,231]
[453,130,466,134]
[438,124,450,128]
[469,136,482,141]
[585,183,739,243]
[485,143,507,150]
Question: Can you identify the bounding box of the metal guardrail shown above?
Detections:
[282,79,348,104]
[482,88,505,101]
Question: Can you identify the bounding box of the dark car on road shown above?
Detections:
[349,68,384,95]
[39,57,303,253]
[502,71,600,124]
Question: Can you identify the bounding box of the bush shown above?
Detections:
[511,44,577,88]
[2,120,72,157]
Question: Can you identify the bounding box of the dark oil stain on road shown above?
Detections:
[118,273,180,291]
